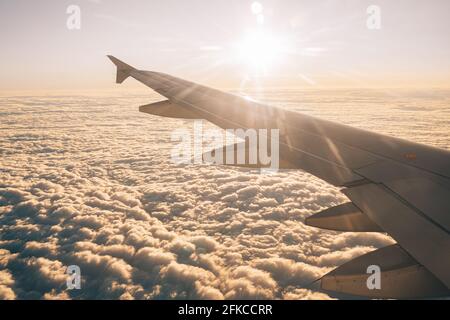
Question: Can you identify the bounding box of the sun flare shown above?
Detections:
[235,29,286,72]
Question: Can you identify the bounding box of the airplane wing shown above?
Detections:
[108,55,450,299]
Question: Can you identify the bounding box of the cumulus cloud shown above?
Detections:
[1,90,445,299]
[0,270,16,300]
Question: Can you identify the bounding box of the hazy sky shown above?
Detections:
[1,0,450,91]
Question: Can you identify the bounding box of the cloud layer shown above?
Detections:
[1,89,447,299]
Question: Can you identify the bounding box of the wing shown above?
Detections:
[108,56,450,299]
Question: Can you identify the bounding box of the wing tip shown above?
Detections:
[107,55,134,84]
[107,55,122,65]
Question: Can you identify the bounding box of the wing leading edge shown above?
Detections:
[108,56,450,298]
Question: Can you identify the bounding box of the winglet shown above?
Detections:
[107,55,135,84]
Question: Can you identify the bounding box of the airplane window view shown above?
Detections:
[0,0,448,314]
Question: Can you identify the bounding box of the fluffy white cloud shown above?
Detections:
[0,90,446,299]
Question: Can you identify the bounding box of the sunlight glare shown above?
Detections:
[235,29,285,72]
[251,2,263,15]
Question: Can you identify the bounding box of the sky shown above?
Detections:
[0,0,450,92]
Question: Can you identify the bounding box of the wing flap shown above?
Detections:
[305,202,382,232]
[321,244,449,298]
[201,142,366,185]
[139,100,201,119]
[201,142,296,169]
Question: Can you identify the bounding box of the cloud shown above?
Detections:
[252,258,322,286]
[135,248,175,269]
[224,266,277,299]
[283,288,334,300]
[0,270,16,300]
[1,90,441,299]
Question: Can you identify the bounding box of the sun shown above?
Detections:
[235,29,285,73]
